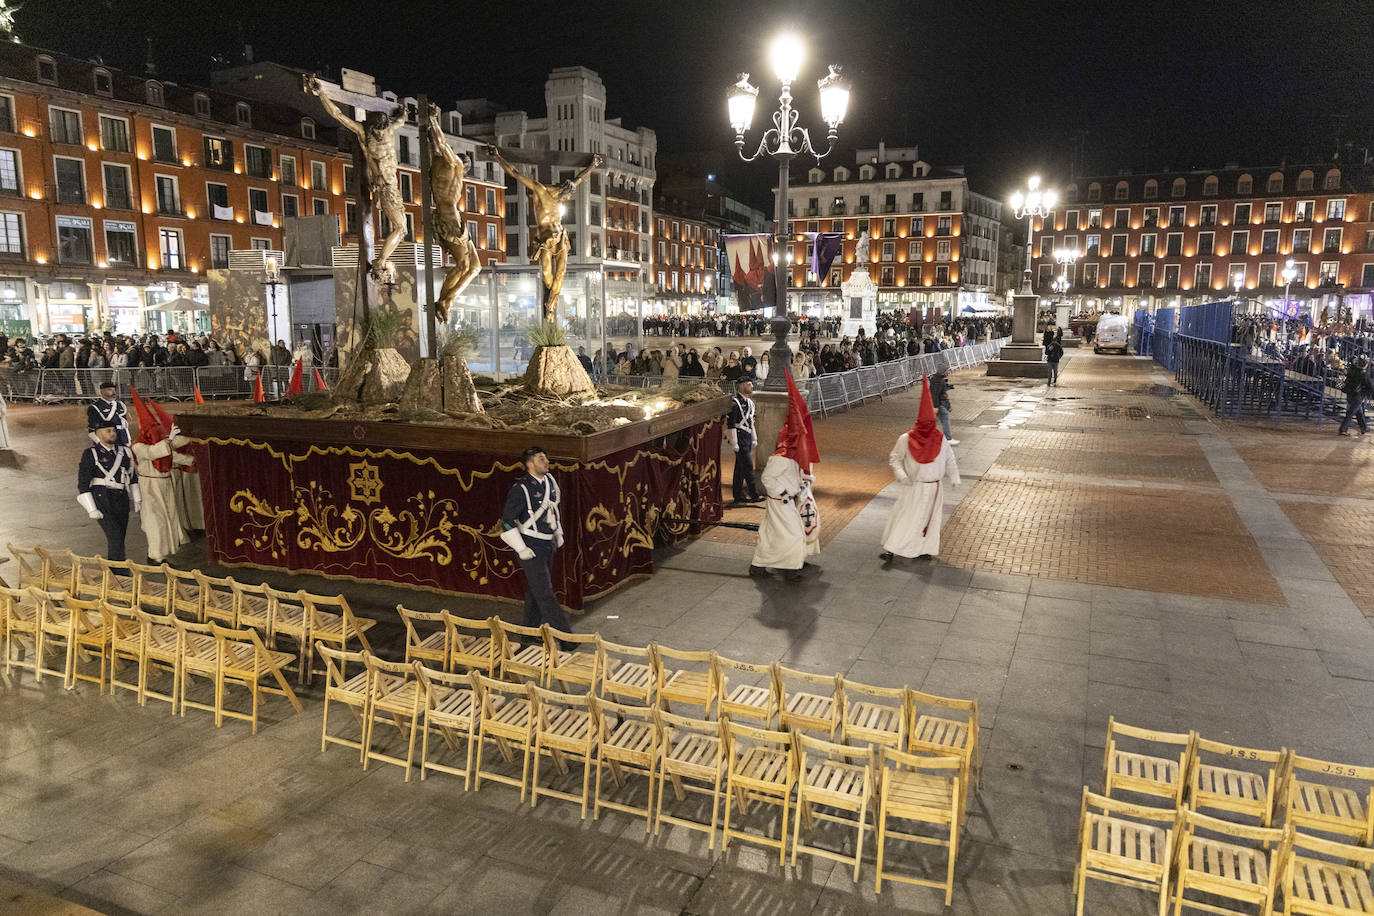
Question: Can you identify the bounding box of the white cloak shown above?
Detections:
[132,439,189,561]
[880,434,960,559]
[751,455,817,570]
[170,434,204,531]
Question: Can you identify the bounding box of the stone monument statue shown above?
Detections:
[306,75,408,282]
[425,104,480,323]
[485,145,601,324]
[854,230,871,269]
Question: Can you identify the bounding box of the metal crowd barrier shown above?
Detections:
[0,365,341,403]
[1166,334,1342,422]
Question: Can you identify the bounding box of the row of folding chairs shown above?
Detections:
[0,585,300,732]
[7,544,376,686]
[1104,718,1374,845]
[398,608,982,797]
[319,647,965,900]
[1077,792,1374,916]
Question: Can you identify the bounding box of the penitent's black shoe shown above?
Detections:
[879,551,895,562]
[786,569,804,582]
[749,565,772,578]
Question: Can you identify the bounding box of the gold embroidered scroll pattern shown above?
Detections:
[228,489,292,559]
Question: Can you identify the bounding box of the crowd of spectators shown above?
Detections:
[0,331,337,375]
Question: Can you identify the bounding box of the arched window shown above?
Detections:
[1202,176,1218,196]
[1171,178,1187,198]
[1324,168,1341,190]
[1114,181,1129,200]
[1236,173,1253,195]
[1143,179,1158,200]
[300,118,315,140]
[194,93,211,118]
[92,68,112,96]
[1087,182,1101,201]
[1063,184,1078,201]
[1297,170,1314,191]
[145,80,164,106]
[235,102,251,127]
[1267,171,1284,193]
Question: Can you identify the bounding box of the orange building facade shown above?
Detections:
[651,200,717,313]
[1031,164,1374,315]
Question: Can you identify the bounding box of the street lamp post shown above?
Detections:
[1053,247,1081,315]
[1009,176,1058,295]
[262,255,283,345]
[728,34,849,390]
[1281,257,1297,321]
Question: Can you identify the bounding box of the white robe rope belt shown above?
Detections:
[921,480,941,536]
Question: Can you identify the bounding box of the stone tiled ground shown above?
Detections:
[0,350,1372,915]
[1281,500,1374,617]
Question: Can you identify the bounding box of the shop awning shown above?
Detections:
[141,295,206,313]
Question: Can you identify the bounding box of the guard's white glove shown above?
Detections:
[77,491,102,519]
[500,526,536,561]
[555,528,565,549]
[730,441,739,453]
[131,482,143,513]
[168,424,181,441]
[516,547,536,561]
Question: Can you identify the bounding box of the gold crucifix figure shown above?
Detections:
[425,104,481,323]
[486,145,601,324]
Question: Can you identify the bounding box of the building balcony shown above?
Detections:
[883,205,897,213]
[830,205,846,215]
[857,206,871,215]
[804,208,818,217]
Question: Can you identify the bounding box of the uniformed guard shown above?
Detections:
[87,381,129,447]
[78,417,141,563]
[500,445,573,635]
[726,376,761,504]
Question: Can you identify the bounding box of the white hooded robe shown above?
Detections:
[131,438,190,561]
[880,433,960,559]
[752,454,818,570]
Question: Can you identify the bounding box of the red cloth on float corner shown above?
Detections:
[287,357,304,396]
[907,376,943,464]
[130,386,173,472]
[772,369,820,475]
[313,367,328,390]
[193,384,205,404]
[253,373,265,403]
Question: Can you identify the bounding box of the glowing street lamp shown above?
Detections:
[1009,175,1058,295]
[1281,257,1298,319]
[727,32,849,390]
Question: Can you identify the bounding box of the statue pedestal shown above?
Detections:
[986,293,1049,378]
[840,269,879,339]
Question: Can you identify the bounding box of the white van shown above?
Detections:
[1094,313,1130,354]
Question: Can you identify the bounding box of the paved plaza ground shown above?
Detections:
[1,349,1372,914]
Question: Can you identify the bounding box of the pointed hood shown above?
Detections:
[287,357,304,396]
[131,386,173,472]
[907,376,944,464]
[773,370,820,475]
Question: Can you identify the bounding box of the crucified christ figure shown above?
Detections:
[425,104,480,323]
[486,145,601,324]
[306,75,407,282]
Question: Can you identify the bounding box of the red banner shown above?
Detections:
[195,420,723,609]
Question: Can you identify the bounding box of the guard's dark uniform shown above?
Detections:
[87,397,129,447]
[78,439,138,562]
[501,473,572,632]
[726,390,760,501]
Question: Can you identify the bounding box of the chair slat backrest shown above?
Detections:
[496,619,552,682]
[776,664,844,736]
[165,566,203,621]
[598,639,657,704]
[94,557,133,606]
[195,572,238,626]
[231,580,270,632]
[840,678,909,750]
[547,628,602,688]
[130,561,171,614]
[398,604,448,666]
[6,544,45,588]
[33,546,74,592]
[446,613,499,674]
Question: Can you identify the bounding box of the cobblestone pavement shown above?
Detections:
[0,350,1371,915]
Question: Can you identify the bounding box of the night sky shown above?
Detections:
[19,0,1374,208]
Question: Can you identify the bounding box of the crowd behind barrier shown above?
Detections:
[0,365,342,403]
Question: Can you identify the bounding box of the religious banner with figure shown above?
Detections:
[191,419,723,609]
[725,233,774,312]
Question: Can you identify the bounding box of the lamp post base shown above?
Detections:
[985,292,1049,378]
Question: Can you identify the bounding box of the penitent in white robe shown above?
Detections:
[131,439,189,561]
[752,455,818,570]
[880,434,960,559]
[170,434,204,531]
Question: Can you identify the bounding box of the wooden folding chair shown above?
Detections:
[546,628,602,694]
[105,603,144,700]
[317,645,369,761]
[598,640,656,705]
[174,617,219,719]
[1074,788,1181,916]
[721,720,797,865]
[791,733,874,883]
[1188,737,1285,826]
[131,561,172,615]
[412,662,480,788]
[231,580,270,634]
[655,709,728,848]
[909,688,982,801]
[472,672,538,802]
[213,624,302,734]
[592,697,660,833]
[1280,829,1374,916]
[305,593,375,685]
[34,589,84,688]
[1278,753,1374,845]
[777,665,844,738]
[195,572,238,627]
[34,546,74,592]
[530,684,600,818]
[361,653,421,778]
[496,619,552,684]
[446,613,499,676]
[264,586,309,683]
[399,605,448,669]
[6,544,45,589]
[874,749,967,901]
[165,566,203,621]
[1104,717,1196,806]
[655,645,719,717]
[135,609,180,710]
[95,557,133,606]
[716,656,780,727]
[1171,808,1287,916]
[841,679,909,753]
[66,595,111,692]
[1,584,41,681]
